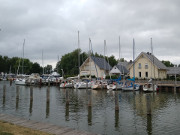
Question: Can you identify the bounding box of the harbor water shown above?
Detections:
[0,81,180,135]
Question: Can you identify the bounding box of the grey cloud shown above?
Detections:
[0,0,180,68]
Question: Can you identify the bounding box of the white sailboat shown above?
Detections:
[122,39,140,91]
[143,79,157,92]
[143,38,157,92]
[107,36,124,90]
[74,35,92,89]
[15,39,27,85]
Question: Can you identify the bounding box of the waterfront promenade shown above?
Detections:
[0,113,97,135]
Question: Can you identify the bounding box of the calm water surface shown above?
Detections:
[0,81,180,135]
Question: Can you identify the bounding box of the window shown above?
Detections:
[145,72,148,77]
[138,63,141,69]
[145,63,148,69]
[139,72,141,78]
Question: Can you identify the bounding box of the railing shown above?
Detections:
[135,80,180,84]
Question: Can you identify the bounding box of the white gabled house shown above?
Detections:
[79,56,112,78]
[110,62,130,76]
[129,52,167,79]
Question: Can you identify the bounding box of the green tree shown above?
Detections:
[162,60,174,67]
[57,49,88,76]
[30,62,42,73]
[108,55,118,67]
[44,65,53,74]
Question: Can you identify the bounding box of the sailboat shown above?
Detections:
[122,39,140,91]
[15,39,28,85]
[91,40,109,90]
[107,36,124,90]
[143,38,157,92]
[74,35,92,89]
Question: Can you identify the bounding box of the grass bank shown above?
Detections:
[0,120,52,135]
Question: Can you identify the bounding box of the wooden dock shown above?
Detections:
[0,113,97,135]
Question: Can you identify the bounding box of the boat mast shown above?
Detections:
[78,31,80,75]
[42,50,44,74]
[104,40,106,73]
[151,38,155,79]
[89,38,92,78]
[133,38,135,78]
[119,36,121,61]
[22,39,25,75]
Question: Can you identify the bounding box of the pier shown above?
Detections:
[0,113,97,135]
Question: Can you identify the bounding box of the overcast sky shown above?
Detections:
[0,0,180,68]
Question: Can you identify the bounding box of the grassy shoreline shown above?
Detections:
[0,120,52,135]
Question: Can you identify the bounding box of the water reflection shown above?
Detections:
[88,106,92,125]
[46,87,50,118]
[29,86,33,115]
[0,81,180,135]
[65,104,69,121]
[114,109,119,128]
[3,85,6,106]
[16,86,19,110]
[146,115,152,135]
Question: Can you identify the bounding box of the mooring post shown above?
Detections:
[48,80,50,87]
[16,86,19,99]
[10,79,12,86]
[133,81,135,93]
[115,106,119,128]
[115,91,119,111]
[46,87,50,118]
[146,94,151,115]
[66,89,69,105]
[88,105,92,125]
[30,86,33,114]
[65,103,69,121]
[166,86,168,92]
[101,81,103,90]
[3,85,6,98]
[40,78,42,87]
[3,85,6,105]
[86,82,88,90]
[116,82,118,91]
[88,89,92,107]
[16,85,19,109]
[174,74,177,93]
[30,86,33,100]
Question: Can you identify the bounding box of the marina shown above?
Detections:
[0,80,180,135]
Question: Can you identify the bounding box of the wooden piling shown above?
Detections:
[16,86,19,99]
[66,89,69,105]
[30,86,33,100]
[46,87,50,118]
[10,79,12,86]
[3,85,6,98]
[16,86,19,110]
[146,94,151,115]
[166,86,168,92]
[30,86,33,114]
[86,82,88,90]
[3,85,6,105]
[40,79,42,87]
[115,91,119,111]
[88,106,92,125]
[133,82,135,93]
[48,80,50,87]
[115,107,119,127]
[65,103,69,121]
[88,89,92,107]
